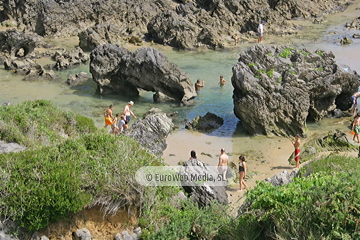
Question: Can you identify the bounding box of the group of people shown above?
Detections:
[103,101,137,134]
[188,136,301,193]
[194,76,227,92]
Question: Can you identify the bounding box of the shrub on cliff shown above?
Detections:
[219,155,360,239]
[0,133,163,231]
[0,99,96,147]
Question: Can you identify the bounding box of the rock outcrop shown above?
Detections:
[0,29,44,58]
[181,158,228,208]
[90,44,196,105]
[0,140,26,154]
[231,45,360,136]
[51,47,89,70]
[124,108,174,156]
[66,72,91,86]
[185,112,224,132]
[2,0,350,50]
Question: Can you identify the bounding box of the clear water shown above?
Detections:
[1,1,360,144]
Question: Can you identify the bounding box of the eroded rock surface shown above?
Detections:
[90,44,196,105]
[231,45,360,136]
[124,108,174,156]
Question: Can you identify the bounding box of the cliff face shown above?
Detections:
[2,0,348,50]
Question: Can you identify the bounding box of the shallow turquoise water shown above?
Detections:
[1,2,360,142]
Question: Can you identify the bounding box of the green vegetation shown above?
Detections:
[141,200,229,239]
[266,69,274,78]
[0,100,96,147]
[316,67,323,71]
[219,155,360,239]
[248,63,257,67]
[279,47,293,58]
[290,70,297,74]
[316,50,324,56]
[298,49,309,56]
[0,133,162,231]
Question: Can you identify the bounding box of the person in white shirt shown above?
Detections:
[257,20,266,43]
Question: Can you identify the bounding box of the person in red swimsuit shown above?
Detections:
[290,135,301,169]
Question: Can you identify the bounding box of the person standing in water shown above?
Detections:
[219,76,226,86]
[233,33,239,46]
[238,155,248,192]
[290,135,301,169]
[195,79,205,92]
[257,20,266,43]
[218,148,228,181]
[123,101,137,124]
[103,104,114,128]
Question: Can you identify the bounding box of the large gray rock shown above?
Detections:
[124,108,174,156]
[264,170,298,187]
[51,47,89,70]
[0,140,26,154]
[90,44,196,105]
[181,158,228,208]
[231,45,360,136]
[0,29,44,58]
[185,112,224,132]
[73,228,92,240]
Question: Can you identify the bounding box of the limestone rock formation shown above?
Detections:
[231,45,360,136]
[182,158,228,208]
[51,47,89,70]
[66,72,91,86]
[0,29,44,58]
[0,140,26,154]
[124,108,174,156]
[2,0,350,50]
[185,112,224,132]
[90,44,196,105]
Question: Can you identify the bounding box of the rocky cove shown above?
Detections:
[1,0,360,239]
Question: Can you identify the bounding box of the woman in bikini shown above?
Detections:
[238,155,248,192]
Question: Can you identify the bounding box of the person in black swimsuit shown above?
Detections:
[238,155,248,192]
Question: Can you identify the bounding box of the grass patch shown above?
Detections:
[279,47,292,58]
[0,100,96,147]
[219,155,360,239]
[266,69,274,78]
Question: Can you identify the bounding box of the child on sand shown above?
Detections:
[290,135,301,169]
[111,114,120,134]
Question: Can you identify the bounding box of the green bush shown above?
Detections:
[279,47,293,58]
[0,100,96,147]
[219,155,360,240]
[0,133,162,231]
[266,69,274,78]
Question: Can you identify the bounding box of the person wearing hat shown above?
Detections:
[257,20,266,43]
[123,101,137,124]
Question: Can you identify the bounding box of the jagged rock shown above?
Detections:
[73,228,92,240]
[185,112,224,132]
[340,36,353,45]
[0,141,26,154]
[264,170,298,187]
[51,47,89,70]
[124,108,174,156]
[4,57,57,81]
[231,45,360,136]
[2,101,12,106]
[181,158,228,208]
[0,29,44,58]
[78,24,126,52]
[345,17,360,29]
[2,0,348,50]
[0,231,17,240]
[353,34,360,39]
[66,72,91,86]
[90,44,197,105]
